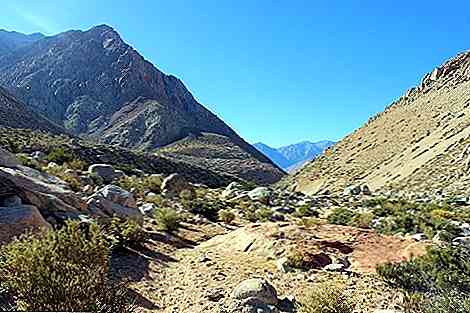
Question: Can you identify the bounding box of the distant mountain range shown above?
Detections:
[254,140,335,172]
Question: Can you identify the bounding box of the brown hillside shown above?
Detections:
[288,50,470,195]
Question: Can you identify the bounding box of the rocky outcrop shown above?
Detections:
[87,185,143,223]
[0,204,51,244]
[88,164,124,183]
[0,148,86,242]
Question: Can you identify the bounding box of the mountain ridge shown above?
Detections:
[287,48,470,195]
[254,140,334,172]
[0,25,284,184]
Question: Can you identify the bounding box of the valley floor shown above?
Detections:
[114,220,425,313]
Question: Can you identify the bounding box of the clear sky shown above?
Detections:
[3,1,470,147]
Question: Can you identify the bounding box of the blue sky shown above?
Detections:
[3,1,470,147]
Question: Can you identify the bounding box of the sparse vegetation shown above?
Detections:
[218,209,236,224]
[106,218,148,250]
[298,283,354,313]
[154,207,180,232]
[117,175,163,197]
[46,146,74,165]
[0,221,135,312]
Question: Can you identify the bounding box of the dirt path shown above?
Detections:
[114,222,428,313]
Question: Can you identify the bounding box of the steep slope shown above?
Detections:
[288,50,470,195]
[254,141,335,172]
[161,133,284,185]
[0,30,44,57]
[0,25,283,183]
[253,142,291,169]
[0,86,64,134]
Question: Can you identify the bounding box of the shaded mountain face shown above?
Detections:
[287,50,470,195]
[0,25,283,184]
[254,141,334,172]
[0,86,64,134]
[0,30,44,57]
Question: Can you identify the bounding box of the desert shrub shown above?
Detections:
[295,204,319,217]
[255,207,274,221]
[0,221,135,312]
[16,154,41,170]
[146,194,169,207]
[66,158,88,171]
[424,292,470,313]
[179,189,195,201]
[218,209,236,224]
[106,218,148,249]
[44,164,82,192]
[186,199,224,221]
[154,207,180,232]
[327,208,355,226]
[377,245,470,294]
[349,212,374,228]
[46,147,74,164]
[298,283,354,313]
[117,176,162,198]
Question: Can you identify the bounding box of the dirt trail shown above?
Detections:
[116,222,428,313]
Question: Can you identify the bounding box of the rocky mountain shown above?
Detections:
[0,30,44,57]
[254,140,334,172]
[0,25,283,184]
[0,86,64,134]
[287,49,470,195]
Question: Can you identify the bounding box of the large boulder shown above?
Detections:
[88,164,124,183]
[232,279,278,305]
[222,182,246,200]
[0,205,51,244]
[87,185,143,223]
[0,148,20,168]
[161,173,194,198]
[248,187,272,204]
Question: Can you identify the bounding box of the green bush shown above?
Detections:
[117,176,162,197]
[298,283,354,313]
[295,204,319,218]
[0,221,135,312]
[185,199,224,221]
[46,147,74,165]
[16,155,41,170]
[377,245,470,294]
[154,207,180,232]
[218,209,235,224]
[107,218,148,249]
[327,208,356,226]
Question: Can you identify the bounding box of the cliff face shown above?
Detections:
[288,50,470,195]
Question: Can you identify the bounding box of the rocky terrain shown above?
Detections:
[0,87,64,134]
[3,133,468,312]
[2,24,470,313]
[254,141,334,172]
[0,30,44,57]
[287,49,470,196]
[0,25,282,185]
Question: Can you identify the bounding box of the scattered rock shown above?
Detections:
[222,182,246,200]
[0,205,51,244]
[248,187,272,204]
[276,257,292,273]
[88,164,123,183]
[87,185,143,223]
[161,173,194,198]
[232,278,278,305]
